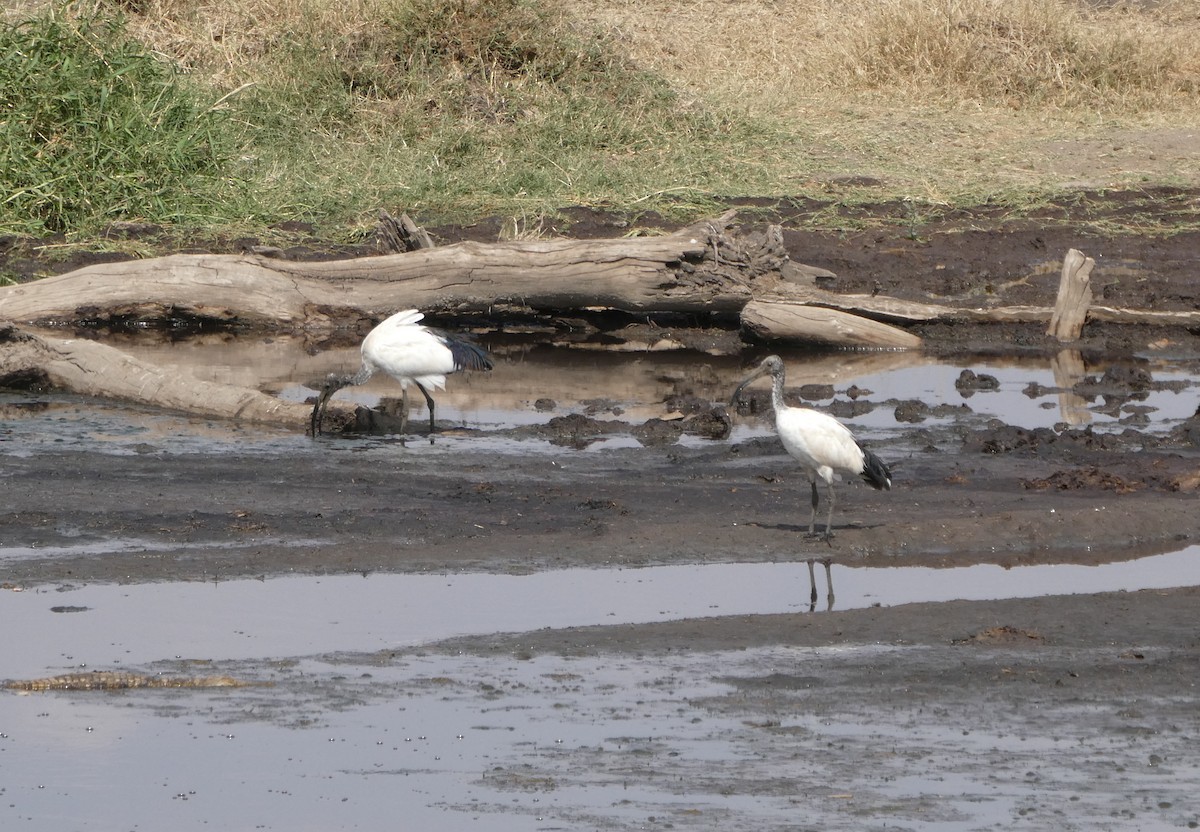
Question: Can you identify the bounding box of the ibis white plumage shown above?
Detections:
[310,309,493,436]
[730,354,892,539]
[730,355,892,607]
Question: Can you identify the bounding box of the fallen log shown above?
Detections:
[740,299,922,349]
[757,283,1200,328]
[0,212,759,335]
[3,221,1198,353]
[0,323,310,428]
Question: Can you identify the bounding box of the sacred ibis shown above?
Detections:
[310,309,493,436]
[729,355,892,539]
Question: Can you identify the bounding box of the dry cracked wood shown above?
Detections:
[0,323,311,427]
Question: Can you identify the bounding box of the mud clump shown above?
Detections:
[827,398,878,419]
[954,369,1000,396]
[532,413,609,448]
[1076,365,1153,396]
[682,408,732,440]
[894,400,930,423]
[798,383,835,401]
[1166,406,1200,447]
[632,406,731,446]
[893,400,971,424]
[1022,466,1141,493]
[952,626,1044,645]
[631,418,682,446]
[965,424,1121,456]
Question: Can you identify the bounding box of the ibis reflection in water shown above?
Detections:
[310,309,493,436]
[730,354,893,608]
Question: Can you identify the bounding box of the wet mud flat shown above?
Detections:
[4,191,1200,829]
[4,385,1200,582]
[3,380,1200,829]
[13,590,1188,832]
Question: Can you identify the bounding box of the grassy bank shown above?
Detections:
[2,0,1198,240]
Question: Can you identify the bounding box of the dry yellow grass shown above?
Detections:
[570,0,1200,199]
[122,0,380,86]
[101,0,1200,201]
[571,0,1200,109]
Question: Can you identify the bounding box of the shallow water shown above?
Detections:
[2,641,1196,832]
[3,343,1198,457]
[3,547,1199,679]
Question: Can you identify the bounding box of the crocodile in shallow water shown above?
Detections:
[4,670,263,691]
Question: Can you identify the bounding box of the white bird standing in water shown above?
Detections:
[730,355,892,605]
[310,309,493,436]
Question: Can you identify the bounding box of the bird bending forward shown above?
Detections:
[310,309,493,436]
[729,355,891,540]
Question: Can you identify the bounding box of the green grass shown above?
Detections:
[0,7,240,234]
[222,0,797,230]
[1,0,1198,242]
[0,0,800,237]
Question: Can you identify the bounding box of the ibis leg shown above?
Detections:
[806,559,818,608]
[805,558,834,610]
[310,393,326,437]
[808,481,819,535]
[399,387,410,435]
[824,481,837,538]
[821,557,834,610]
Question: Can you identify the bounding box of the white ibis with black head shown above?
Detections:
[730,355,892,536]
[730,355,892,604]
[310,309,493,436]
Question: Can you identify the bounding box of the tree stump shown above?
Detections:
[1047,248,1094,341]
[375,209,436,253]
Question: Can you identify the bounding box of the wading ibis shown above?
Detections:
[310,309,493,436]
[730,355,892,602]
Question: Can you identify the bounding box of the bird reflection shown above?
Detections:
[807,557,834,612]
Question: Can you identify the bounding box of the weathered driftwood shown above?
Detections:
[0,213,1034,345]
[741,299,922,349]
[1047,248,1094,341]
[4,671,260,691]
[762,280,1200,328]
[3,218,1197,346]
[0,212,757,335]
[5,222,1192,429]
[0,323,311,427]
[375,209,436,253]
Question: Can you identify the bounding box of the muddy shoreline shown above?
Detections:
[2,424,1199,587]
[3,194,1200,830]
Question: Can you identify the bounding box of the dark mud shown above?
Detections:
[3,409,1200,586]
[3,193,1200,830]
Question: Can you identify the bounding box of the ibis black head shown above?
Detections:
[729,355,785,408]
[309,373,352,437]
